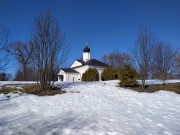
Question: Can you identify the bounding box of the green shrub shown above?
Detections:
[82,68,99,81]
[101,66,118,81]
[118,65,138,87]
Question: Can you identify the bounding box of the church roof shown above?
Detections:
[74,59,108,68]
[61,68,79,73]
[83,46,90,52]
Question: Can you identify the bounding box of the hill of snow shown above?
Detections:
[0,80,180,135]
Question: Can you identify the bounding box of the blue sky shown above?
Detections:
[0,0,180,74]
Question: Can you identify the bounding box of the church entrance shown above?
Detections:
[59,75,64,81]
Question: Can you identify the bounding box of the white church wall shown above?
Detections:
[64,73,81,82]
[70,60,82,68]
[58,70,80,82]
[58,65,106,82]
[73,65,90,80]
[58,70,65,82]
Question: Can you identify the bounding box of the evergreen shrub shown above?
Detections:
[101,66,118,81]
[82,68,99,81]
[118,65,138,87]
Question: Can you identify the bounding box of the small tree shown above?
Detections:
[82,68,99,81]
[101,66,118,81]
[118,65,138,87]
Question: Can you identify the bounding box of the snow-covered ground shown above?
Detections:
[0,80,180,135]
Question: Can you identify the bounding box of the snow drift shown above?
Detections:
[0,80,180,135]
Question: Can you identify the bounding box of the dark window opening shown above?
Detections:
[59,75,64,81]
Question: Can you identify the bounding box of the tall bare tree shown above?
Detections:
[131,29,156,89]
[31,13,70,92]
[7,41,33,80]
[177,53,180,72]
[0,26,9,71]
[0,72,12,81]
[153,42,178,84]
[101,48,133,68]
[13,66,37,81]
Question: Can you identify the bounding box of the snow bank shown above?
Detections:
[0,81,36,88]
[137,79,180,85]
[0,80,180,135]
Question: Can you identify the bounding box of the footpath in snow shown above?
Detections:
[0,80,180,135]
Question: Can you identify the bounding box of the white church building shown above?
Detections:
[58,42,108,82]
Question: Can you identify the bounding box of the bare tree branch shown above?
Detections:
[101,48,133,68]
[0,26,9,71]
[131,28,156,89]
[153,41,178,84]
[7,41,34,80]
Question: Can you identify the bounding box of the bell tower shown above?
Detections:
[83,41,90,62]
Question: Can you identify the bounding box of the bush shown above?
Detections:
[118,65,138,87]
[101,66,118,81]
[82,68,99,81]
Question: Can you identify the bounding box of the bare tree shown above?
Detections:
[7,41,33,80]
[153,42,178,84]
[0,72,12,81]
[13,64,37,81]
[177,53,180,72]
[131,29,156,89]
[31,13,70,92]
[0,26,9,71]
[120,53,134,67]
[101,48,133,68]
[175,53,180,78]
